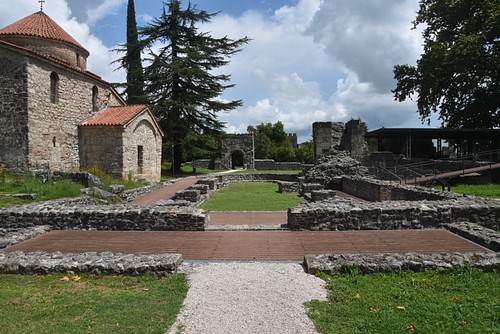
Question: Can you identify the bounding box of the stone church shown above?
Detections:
[0,10,163,183]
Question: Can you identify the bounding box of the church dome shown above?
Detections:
[0,11,90,70]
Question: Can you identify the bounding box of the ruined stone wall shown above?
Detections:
[288,197,500,231]
[0,48,29,169]
[341,177,449,202]
[26,59,122,171]
[254,159,303,170]
[313,122,344,163]
[0,199,207,231]
[340,119,367,161]
[123,116,162,183]
[220,134,255,169]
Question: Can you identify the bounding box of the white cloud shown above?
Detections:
[214,0,427,141]
[0,0,429,142]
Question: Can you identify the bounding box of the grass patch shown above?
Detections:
[307,267,500,334]
[199,182,304,211]
[85,167,146,191]
[0,175,82,208]
[0,273,188,334]
[448,184,500,198]
[161,162,222,180]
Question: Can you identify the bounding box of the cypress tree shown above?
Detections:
[124,0,146,104]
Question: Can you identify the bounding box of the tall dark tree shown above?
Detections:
[393,0,499,128]
[140,0,250,173]
[124,0,147,104]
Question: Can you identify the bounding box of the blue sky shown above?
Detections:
[0,0,437,142]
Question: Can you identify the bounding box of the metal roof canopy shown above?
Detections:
[367,128,500,141]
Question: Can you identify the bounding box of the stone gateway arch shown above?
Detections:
[219,134,255,170]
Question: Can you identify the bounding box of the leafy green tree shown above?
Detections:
[249,121,296,162]
[294,141,314,164]
[140,0,250,173]
[247,125,271,159]
[393,0,499,128]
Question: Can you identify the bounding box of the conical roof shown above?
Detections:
[0,11,88,55]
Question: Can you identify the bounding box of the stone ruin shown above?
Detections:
[0,116,499,275]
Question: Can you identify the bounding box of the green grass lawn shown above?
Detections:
[448,184,500,198]
[0,273,188,334]
[199,182,304,211]
[161,162,222,180]
[0,176,82,208]
[307,267,500,334]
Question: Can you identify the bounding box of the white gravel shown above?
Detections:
[167,262,327,334]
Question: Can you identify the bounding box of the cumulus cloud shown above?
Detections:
[0,0,428,142]
[65,0,125,26]
[212,0,426,141]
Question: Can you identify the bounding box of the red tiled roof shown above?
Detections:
[80,105,148,127]
[0,11,88,54]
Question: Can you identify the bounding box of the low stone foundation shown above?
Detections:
[0,226,51,249]
[0,251,182,277]
[288,197,500,232]
[304,252,500,275]
[445,222,500,252]
[0,198,208,231]
[277,181,299,193]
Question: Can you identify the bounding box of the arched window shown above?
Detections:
[50,72,59,104]
[92,86,98,112]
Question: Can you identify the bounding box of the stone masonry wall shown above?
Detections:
[305,252,500,275]
[313,122,344,163]
[0,48,29,169]
[341,177,450,202]
[26,59,123,171]
[79,126,123,177]
[254,159,304,170]
[123,116,162,183]
[0,199,207,231]
[220,133,255,170]
[288,197,500,231]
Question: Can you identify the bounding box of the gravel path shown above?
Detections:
[167,262,327,334]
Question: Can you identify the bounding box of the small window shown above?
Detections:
[76,53,81,68]
[92,86,98,112]
[137,146,144,174]
[52,136,56,147]
[50,72,59,103]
